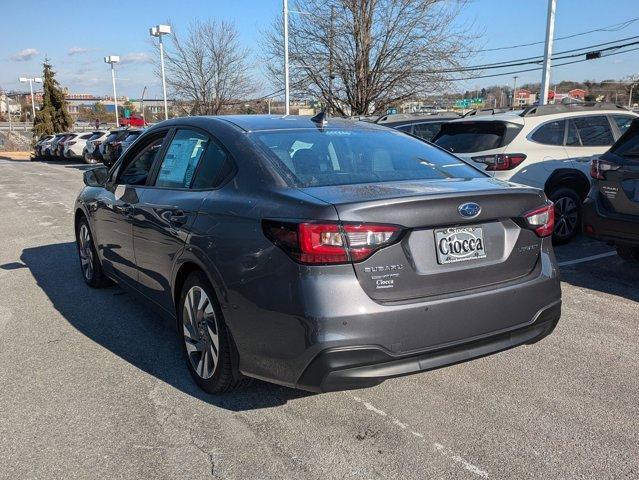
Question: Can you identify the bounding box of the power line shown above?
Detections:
[439,35,639,73]
[447,45,639,82]
[476,16,639,52]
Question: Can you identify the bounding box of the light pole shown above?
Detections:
[104,56,120,126]
[150,24,172,120]
[19,76,43,122]
[512,76,519,108]
[539,0,557,106]
[283,0,290,115]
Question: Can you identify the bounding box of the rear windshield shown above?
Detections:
[252,129,484,187]
[433,121,522,153]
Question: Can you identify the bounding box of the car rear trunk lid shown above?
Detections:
[302,178,547,302]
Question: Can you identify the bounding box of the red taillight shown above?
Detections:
[263,221,402,264]
[472,153,527,171]
[590,158,620,180]
[524,202,555,238]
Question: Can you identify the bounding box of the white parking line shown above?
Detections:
[352,396,489,478]
[558,251,617,267]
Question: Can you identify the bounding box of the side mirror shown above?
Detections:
[83,166,109,187]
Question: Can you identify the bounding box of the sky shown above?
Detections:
[2,0,638,99]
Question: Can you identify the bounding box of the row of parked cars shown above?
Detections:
[34,127,144,167]
[377,103,638,250]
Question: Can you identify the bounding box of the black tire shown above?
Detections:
[178,271,247,394]
[76,217,110,288]
[549,187,582,245]
[616,245,639,264]
[83,152,96,164]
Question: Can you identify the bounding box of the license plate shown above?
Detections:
[434,226,487,264]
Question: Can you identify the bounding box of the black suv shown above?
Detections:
[583,118,639,263]
[102,128,132,167]
[375,113,460,142]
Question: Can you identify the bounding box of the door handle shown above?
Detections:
[168,210,188,226]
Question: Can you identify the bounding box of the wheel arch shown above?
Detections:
[544,168,591,200]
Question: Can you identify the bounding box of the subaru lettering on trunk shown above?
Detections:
[435,226,486,264]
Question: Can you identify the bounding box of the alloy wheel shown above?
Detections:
[78,224,94,281]
[182,286,220,380]
[553,196,579,240]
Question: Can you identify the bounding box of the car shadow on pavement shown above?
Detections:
[559,256,639,304]
[20,241,313,411]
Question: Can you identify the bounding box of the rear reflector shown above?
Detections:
[590,158,620,180]
[263,220,402,265]
[524,202,555,237]
[472,153,526,171]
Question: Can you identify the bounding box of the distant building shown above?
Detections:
[514,89,537,107]
[568,88,587,100]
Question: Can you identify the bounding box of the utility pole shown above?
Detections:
[327,5,335,115]
[104,56,120,127]
[6,93,12,132]
[539,0,557,106]
[512,76,519,108]
[283,0,290,115]
[140,86,147,124]
[629,82,637,109]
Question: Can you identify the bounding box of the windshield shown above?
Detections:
[433,121,522,153]
[252,128,483,187]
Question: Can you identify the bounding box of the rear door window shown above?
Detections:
[531,120,565,145]
[433,121,522,153]
[155,129,209,189]
[571,116,614,146]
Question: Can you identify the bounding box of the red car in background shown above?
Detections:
[119,114,145,127]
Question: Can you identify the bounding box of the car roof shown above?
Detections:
[447,107,637,126]
[210,114,389,132]
[447,112,526,125]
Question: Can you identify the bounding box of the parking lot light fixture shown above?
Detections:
[104,56,120,126]
[150,24,172,120]
[19,76,43,121]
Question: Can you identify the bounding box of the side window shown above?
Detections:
[566,120,581,146]
[612,115,634,136]
[531,120,565,145]
[80,133,93,140]
[413,122,443,141]
[191,142,234,189]
[572,116,614,146]
[396,125,413,133]
[155,129,209,189]
[119,135,166,186]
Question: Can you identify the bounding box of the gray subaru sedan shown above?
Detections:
[74,114,561,393]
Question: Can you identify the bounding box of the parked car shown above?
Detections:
[376,113,461,142]
[84,131,109,164]
[55,133,76,158]
[583,117,639,263]
[74,115,561,394]
[108,128,143,162]
[64,132,96,159]
[101,128,133,167]
[34,135,54,157]
[119,114,145,127]
[45,133,70,158]
[432,103,638,243]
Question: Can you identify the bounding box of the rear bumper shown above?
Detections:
[583,196,639,245]
[231,244,561,392]
[297,301,560,392]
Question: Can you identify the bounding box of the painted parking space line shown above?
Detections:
[352,396,489,478]
[558,251,617,267]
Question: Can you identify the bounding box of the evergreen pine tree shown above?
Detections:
[33,59,72,137]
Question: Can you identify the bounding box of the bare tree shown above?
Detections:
[158,19,255,115]
[262,0,475,115]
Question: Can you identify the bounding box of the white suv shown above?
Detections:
[432,104,638,243]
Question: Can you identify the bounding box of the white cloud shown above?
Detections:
[10,48,39,61]
[120,52,154,65]
[68,47,89,56]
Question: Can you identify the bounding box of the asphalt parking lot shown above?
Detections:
[0,158,637,480]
